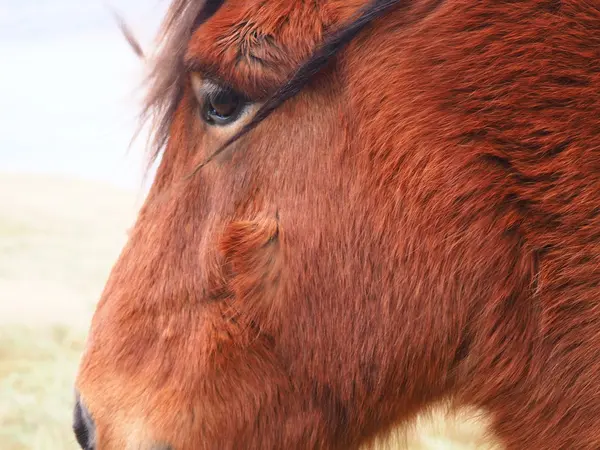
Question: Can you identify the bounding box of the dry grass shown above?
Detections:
[0,325,85,450]
[0,173,139,450]
[0,173,494,449]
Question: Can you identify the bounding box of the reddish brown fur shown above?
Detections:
[75,0,600,448]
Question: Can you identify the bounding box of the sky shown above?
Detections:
[0,0,169,190]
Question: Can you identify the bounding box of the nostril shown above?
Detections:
[73,392,96,450]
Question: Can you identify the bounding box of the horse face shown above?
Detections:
[74,0,600,448]
[75,1,417,448]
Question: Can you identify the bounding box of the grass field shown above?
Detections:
[0,173,138,450]
[0,325,84,450]
[0,172,494,449]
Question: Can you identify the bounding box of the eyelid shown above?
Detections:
[185,54,258,99]
[190,73,252,108]
[183,56,209,75]
[190,74,224,101]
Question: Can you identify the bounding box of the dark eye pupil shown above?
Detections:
[207,90,240,120]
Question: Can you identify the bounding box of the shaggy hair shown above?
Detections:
[140,0,211,162]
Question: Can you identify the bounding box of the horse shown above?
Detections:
[72,0,600,448]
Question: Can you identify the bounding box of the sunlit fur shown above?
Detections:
[75,0,600,448]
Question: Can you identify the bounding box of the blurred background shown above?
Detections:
[0,1,161,448]
[0,1,490,449]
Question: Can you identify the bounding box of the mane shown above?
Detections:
[140,0,224,165]
[141,0,404,170]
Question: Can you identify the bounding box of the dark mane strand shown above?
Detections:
[190,0,405,173]
[193,0,226,31]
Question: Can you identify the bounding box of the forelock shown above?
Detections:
[141,0,224,166]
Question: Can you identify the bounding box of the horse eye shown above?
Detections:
[202,88,246,126]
